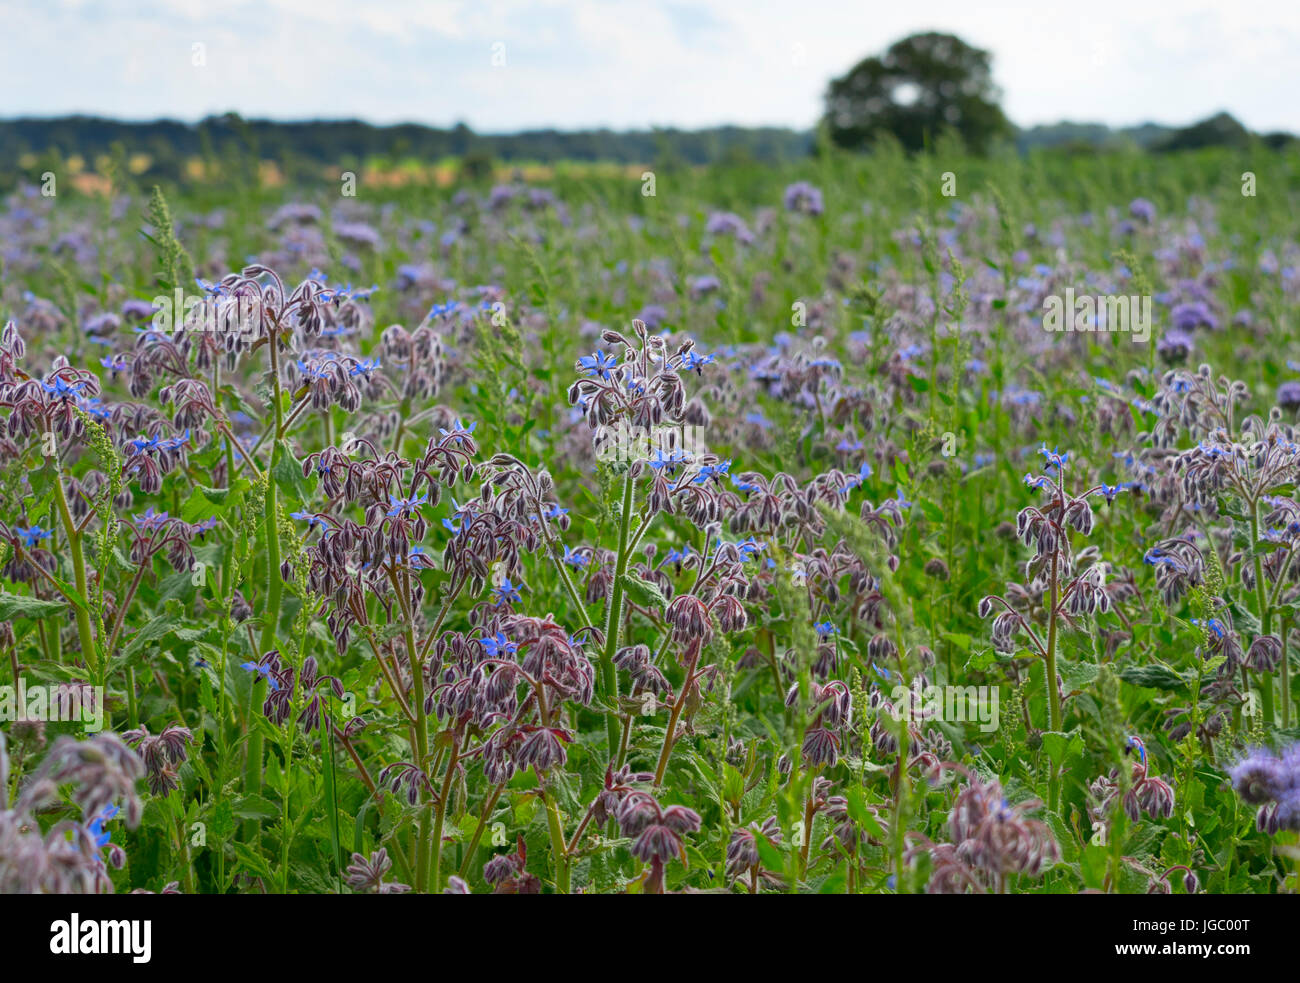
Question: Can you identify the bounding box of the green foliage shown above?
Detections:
[3,139,1299,899]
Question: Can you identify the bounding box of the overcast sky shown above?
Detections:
[4,0,1298,133]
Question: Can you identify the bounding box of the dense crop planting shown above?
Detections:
[2,148,1299,894]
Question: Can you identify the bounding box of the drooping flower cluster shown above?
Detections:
[0,732,144,893]
[906,767,1060,894]
[615,791,702,894]
[1090,736,1176,825]
[122,723,194,796]
[1228,742,1300,833]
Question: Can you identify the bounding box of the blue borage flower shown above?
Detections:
[662,544,694,566]
[428,299,475,319]
[1262,523,1300,542]
[15,525,53,548]
[79,397,113,421]
[692,459,731,484]
[191,517,219,536]
[240,660,281,691]
[386,492,428,517]
[442,498,472,534]
[1089,481,1137,504]
[679,350,715,373]
[125,430,190,455]
[87,804,120,850]
[1190,617,1227,639]
[1143,547,1185,570]
[838,461,874,496]
[132,507,170,531]
[814,621,836,638]
[897,344,925,361]
[125,434,160,454]
[295,350,381,378]
[491,578,522,606]
[438,419,477,445]
[195,277,224,297]
[649,448,688,474]
[1002,388,1042,406]
[562,545,588,568]
[731,472,761,493]
[544,504,569,520]
[1125,735,1148,767]
[40,376,88,400]
[319,282,380,303]
[578,350,619,380]
[1038,444,1069,471]
[480,631,517,658]
[290,510,329,530]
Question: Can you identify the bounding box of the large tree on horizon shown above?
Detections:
[823,32,1012,154]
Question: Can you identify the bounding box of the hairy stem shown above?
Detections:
[600,469,636,752]
[52,472,96,668]
[542,782,571,894]
[1249,502,1276,726]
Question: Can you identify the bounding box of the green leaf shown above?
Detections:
[45,570,90,613]
[917,497,944,524]
[272,438,310,502]
[180,479,249,522]
[1041,730,1085,767]
[119,620,207,662]
[1080,844,1109,890]
[817,870,848,893]
[209,798,236,840]
[233,794,280,820]
[232,842,274,882]
[721,763,745,805]
[1216,495,1247,520]
[1059,659,1100,691]
[845,786,887,839]
[619,573,668,610]
[0,591,67,620]
[1118,663,1187,691]
[754,833,786,872]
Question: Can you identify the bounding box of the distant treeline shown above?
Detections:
[0,114,814,178]
[1017,113,1296,153]
[1,111,1292,186]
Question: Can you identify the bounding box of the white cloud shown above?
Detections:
[4,0,1300,132]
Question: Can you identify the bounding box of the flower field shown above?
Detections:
[3,145,1299,896]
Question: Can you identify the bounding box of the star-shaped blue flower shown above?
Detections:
[579,350,619,380]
